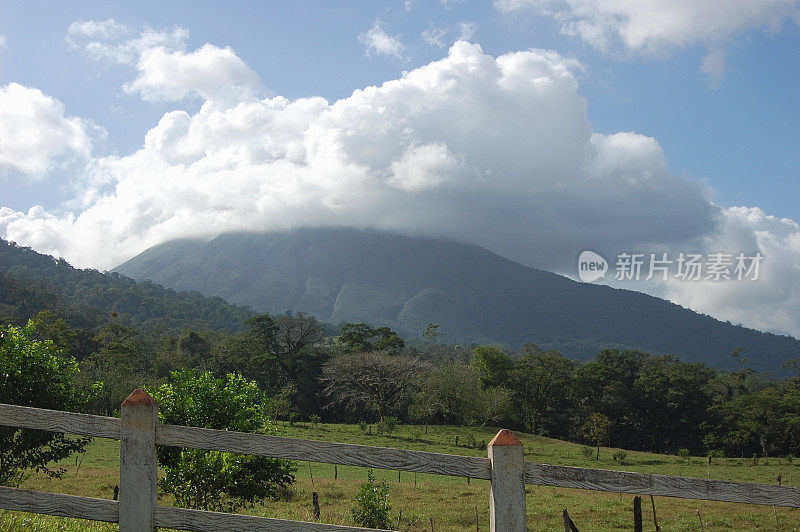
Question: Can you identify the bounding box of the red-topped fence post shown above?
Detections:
[488,429,526,531]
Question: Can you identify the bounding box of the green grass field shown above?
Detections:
[2,423,799,531]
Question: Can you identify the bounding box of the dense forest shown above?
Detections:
[1,238,254,335]
[3,309,799,459]
[2,237,799,459]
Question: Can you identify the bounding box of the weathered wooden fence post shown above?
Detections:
[120,389,158,531]
[488,429,526,531]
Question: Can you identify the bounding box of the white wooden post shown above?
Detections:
[120,389,158,531]
[488,429,526,532]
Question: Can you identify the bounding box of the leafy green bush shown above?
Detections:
[707,449,724,464]
[150,370,295,511]
[383,416,398,434]
[351,469,392,529]
[581,446,594,460]
[612,450,628,464]
[0,322,92,486]
[358,420,368,432]
[309,414,321,426]
[677,448,690,464]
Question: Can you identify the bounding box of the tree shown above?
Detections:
[423,323,442,343]
[411,364,489,425]
[471,345,513,388]
[77,320,154,416]
[511,346,576,436]
[339,323,375,353]
[0,322,92,486]
[574,349,645,449]
[584,412,611,460]
[91,320,150,373]
[177,330,211,366]
[208,314,283,391]
[778,381,800,455]
[338,323,405,354]
[274,313,328,415]
[322,352,428,421]
[150,370,295,511]
[632,356,713,452]
[30,310,97,361]
[783,357,800,379]
[276,312,325,357]
[373,327,405,353]
[209,314,329,416]
[729,346,755,397]
[703,386,793,458]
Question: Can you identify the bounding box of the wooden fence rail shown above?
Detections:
[1,391,799,531]
[157,423,491,479]
[524,462,800,507]
[0,486,383,531]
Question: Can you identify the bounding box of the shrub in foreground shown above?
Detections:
[150,370,295,511]
[351,469,392,529]
[0,322,91,486]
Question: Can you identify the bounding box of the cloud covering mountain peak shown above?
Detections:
[1,34,799,338]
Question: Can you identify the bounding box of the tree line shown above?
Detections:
[14,310,800,459]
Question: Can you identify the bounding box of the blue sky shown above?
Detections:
[1,0,799,337]
[3,1,798,217]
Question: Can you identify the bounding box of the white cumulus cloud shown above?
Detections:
[124,44,260,102]
[388,143,463,192]
[66,20,258,104]
[458,22,476,41]
[0,83,95,179]
[422,25,447,48]
[67,19,127,41]
[3,40,800,338]
[0,42,714,268]
[359,21,406,59]
[652,207,800,336]
[423,22,476,48]
[496,0,800,53]
[66,19,188,66]
[700,49,728,88]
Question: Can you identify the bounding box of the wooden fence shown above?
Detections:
[1,389,799,531]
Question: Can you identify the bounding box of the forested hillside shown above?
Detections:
[115,228,800,371]
[0,238,253,334]
[1,236,798,461]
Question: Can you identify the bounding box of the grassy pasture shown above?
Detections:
[2,423,799,531]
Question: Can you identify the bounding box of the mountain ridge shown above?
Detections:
[114,227,800,371]
[0,238,253,335]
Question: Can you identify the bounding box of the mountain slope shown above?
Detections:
[0,239,253,334]
[114,228,800,371]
